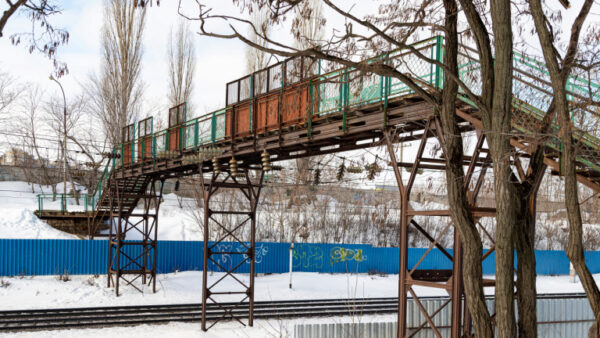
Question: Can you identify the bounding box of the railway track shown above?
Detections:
[0,293,587,332]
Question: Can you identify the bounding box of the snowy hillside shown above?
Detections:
[0,181,205,241]
[1,176,599,252]
[0,182,78,240]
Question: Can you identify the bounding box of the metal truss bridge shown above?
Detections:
[35,36,600,337]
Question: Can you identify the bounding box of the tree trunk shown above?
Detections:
[527,1,599,335]
[490,155,517,337]
[562,119,600,330]
[439,1,493,336]
[514,192,538,338]
[489,0,517,335]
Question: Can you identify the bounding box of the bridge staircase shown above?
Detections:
[88,172,152,237]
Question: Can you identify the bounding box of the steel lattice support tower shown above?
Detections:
[107,177,165,296]
[199,167,265,331]
[385,117,500,337]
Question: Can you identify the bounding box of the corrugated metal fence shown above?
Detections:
[294,296,595,338]
[1,239,600,276]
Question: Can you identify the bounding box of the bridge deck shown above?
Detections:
[115,97,438,180]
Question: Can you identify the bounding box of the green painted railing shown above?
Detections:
[37,193,88,215]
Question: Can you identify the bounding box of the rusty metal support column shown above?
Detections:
[115,180,122,296]
[385,129,408,337]
[398,191,409,337]
[248,170,265,327]
[201,167,265,331]
[387,118,490,337]
[107,180,115,288]
[107,176,162,296]
[201,171,212,332]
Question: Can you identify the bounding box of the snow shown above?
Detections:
[0,181,202,241]
[0,272,400,310]
[0,271,595,312]
[121,193,203,241]
[0,271,597,337]
[0,181,78,240]
[4,315,399,338]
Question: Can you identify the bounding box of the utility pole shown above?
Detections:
[49,75,67,202]
[398,142,410,181]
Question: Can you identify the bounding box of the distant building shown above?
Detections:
[0,148,38,166]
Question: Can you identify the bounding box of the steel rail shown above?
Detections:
[0,293,588,332]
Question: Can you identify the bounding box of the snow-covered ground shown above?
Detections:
[0,271,597,337]
[0,271,595,311]
[5,314,399,338]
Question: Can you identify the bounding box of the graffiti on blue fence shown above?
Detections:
[2,239,597,277]
[329,247,366,266]
[210,242,270,271]
[210,242,234,270]
[293,246,324,269]
[241,243,269,264]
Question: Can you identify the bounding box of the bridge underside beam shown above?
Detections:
[199,168,265,331]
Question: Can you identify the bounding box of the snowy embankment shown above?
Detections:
[0,181,78,239]
[0,181,202,240]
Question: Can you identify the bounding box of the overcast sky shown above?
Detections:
[0,0,253,120]
[0,0,591,117]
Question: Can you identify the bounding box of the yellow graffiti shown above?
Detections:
[330,247,366,265]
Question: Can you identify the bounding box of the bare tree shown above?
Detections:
[68,124,108,193]
[528,1,599,336]
[0,68,21,123]
[0,0,69,76]
[13,85,58,195]
[245,6,271,73]
[46,94,87,201]
[292,0,324,50]
[85,0,146,146]
[167,20,196,111]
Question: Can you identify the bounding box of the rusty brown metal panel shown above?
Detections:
[281,83,309,126]
[234,102,252,137]
[168,128,176,151]
[255,93,279,133]
[122,142,132,166]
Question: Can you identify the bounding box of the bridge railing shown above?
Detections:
[455,42,600,173]
[511,51,600,171]
[101,37,445,167]
[36,146,118,216]
[37,193,91,215]
[84,148,118,213]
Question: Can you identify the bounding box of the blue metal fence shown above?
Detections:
[0,239,597,277]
